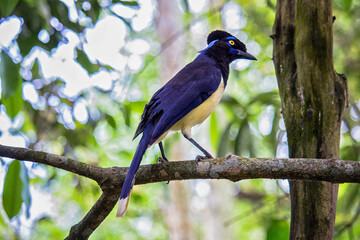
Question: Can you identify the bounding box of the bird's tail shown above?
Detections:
[116,124,153,217]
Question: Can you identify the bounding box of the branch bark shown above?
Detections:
[65,191,120,240]
[1,144,359,239]
[0,144,106,183]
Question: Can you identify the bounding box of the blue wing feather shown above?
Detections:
[134,53,222,145]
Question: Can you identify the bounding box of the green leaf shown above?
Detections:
[266,219,290,240]
[120,105,131,127]
[89,1,101,24]
[221,95,244,108]
[209,111,220,151]
[17,32,39,57]
[106,114,117,129]
[113,0,139,7]
[0,0,19,17]
[14,1,48,55]
[266,111,281,154]
[0,51,21,98]
[248,91,280,107]
[0,51,23,118]
[76,49,100,74]
[0,210,4,225]
[48,0,81,33]
[235,120,247,156]
[20,162,31,218]
[1,79,23,119]
[234,120,256,157]
[217,122,233,157]
[31,59,41,79]
[2,160,24,219]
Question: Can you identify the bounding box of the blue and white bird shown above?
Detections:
[117,30,256,217]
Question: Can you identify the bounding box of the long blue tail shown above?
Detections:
[116,124,153,217]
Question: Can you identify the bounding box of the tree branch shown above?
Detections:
[0,144,110,184]
[65,190,120,240]
[132,155,360,184]
[1,144,360,239]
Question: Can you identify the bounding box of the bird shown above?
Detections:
[117,30,256,217]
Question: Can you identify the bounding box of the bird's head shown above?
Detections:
[202,30,257,63]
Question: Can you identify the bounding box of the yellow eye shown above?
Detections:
[229,40,235,45]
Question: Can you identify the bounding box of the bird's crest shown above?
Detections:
[207,30,235,44]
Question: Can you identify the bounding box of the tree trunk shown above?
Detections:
[272,1,348,239]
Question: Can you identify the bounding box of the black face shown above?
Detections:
[205,30,257,62]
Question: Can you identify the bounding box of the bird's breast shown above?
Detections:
[172,78,225,131]
[151,78,224,146]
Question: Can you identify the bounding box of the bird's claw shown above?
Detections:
[156,157,170,184]
[156,157,169,164]
[195,154,213,164]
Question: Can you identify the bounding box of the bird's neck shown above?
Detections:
[202,52,230,86]
[216,61,229,86]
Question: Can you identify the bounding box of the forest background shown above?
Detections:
[0,0,359,239]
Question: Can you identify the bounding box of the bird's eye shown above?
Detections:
[228,40,235,46]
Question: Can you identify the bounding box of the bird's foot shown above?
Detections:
[156,157,169,164]
[156,157,170,184]
[195,154,213,164]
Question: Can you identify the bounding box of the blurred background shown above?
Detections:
[0,0,359,239]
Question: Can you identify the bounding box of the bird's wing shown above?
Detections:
[134,56,222,145]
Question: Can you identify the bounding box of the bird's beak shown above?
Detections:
[236,49,257,60]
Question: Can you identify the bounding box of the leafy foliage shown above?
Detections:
[0,51,23,118]
[2,160,30,219]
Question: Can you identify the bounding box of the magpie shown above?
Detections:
[117,30,256,217]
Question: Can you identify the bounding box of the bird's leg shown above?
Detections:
[157,142,170,184]
[156,141,169,163]
[182,134,214,162]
